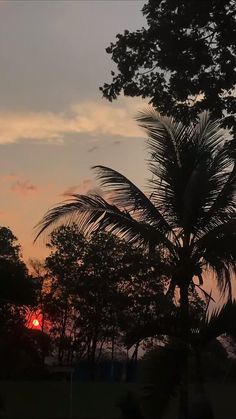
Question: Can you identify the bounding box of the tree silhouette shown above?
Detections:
[43,225,171,375]
[0,226,34,308]
[0,227,38,380]
[35,111,236,417]
[100,0,236,136]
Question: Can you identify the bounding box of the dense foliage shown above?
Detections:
[42,225,173,375]
[101,0,236,135]
[0,227,38,378]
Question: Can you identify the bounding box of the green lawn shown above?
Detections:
[0,381,130,419]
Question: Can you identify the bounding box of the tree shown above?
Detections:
[123,300,236,419]
[0,226,33,304]
[28,259,52,365]
[35,112,236,326]
[100,0,236,135]
[43,225,171,376]
[35,111,236,416]
[74,231,170,379]
[44,225,86,365]
[29,259,49,334]
[0,227,39,379]
[0,227,34,334]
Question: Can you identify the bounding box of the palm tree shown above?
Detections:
[35,110,236,417]
[121,299,236,419]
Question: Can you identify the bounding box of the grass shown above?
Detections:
[1,380,236,419]
[163,382,236,419]
[0,381,130,419]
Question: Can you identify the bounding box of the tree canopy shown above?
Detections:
[36,112,236,301]
[101,0,236,134]
[0,227,33,306]
[43,225,171,368]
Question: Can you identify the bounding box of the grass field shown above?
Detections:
[1,380,236,419]
[164,382,236,419]
[0,381,130,419]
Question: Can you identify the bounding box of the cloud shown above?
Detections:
[61,178,103,198]
[11,180,38,195]
[0,98,146,144]
[88,145,99,153]
[1,172,20,181]
[61,185,80,197]
[0,172,45,196]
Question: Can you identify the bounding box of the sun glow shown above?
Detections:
[32,318,40,327]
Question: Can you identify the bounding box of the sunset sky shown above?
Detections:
[0,0,150,261]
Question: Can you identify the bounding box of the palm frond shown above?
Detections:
[200,299,236,345]
[201,232,236,297]
[182,155,210,233]
[124,312,179,348]
[193,283,215,304]
[35,108,235,309]
[194,219,236,250]
[93,165,173,235]
[182,116,234,236]
[136,108,186,169]
[136,110,234,236]
[34,194,177,255]
[194,165,236,240]
[137,109,193,226]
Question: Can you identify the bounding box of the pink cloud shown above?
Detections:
[1,172,21,181]
[11,180,38,195]
[61,184,80,196]
[61,179,103,197]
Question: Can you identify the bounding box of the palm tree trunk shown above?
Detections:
[110,333,115,381]
[189,350,214,419]
[178,282,190,419]
[180,282,189,340]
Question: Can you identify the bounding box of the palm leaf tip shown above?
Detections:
[33,193,161,247]
[33,195,92,242]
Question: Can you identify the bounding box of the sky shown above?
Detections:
[0,0,150,261]
[0,0,233,304]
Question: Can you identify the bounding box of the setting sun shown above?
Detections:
[32,319,39,327]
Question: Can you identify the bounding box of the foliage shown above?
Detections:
[0,226,21,260]
[100,0,236,135]
[36,112,235,416]
[0,227,41,378]
[42,225,173,370]
[36,112,236,302]
[0,226,35,340]
[199,299,236,347]
[0,326,51,379]
[121,299,236,419]
[0,226,34,306]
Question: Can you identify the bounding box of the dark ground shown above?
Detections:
[0,380,236,419]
